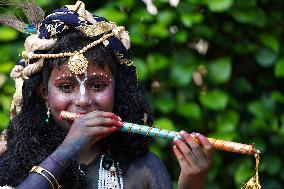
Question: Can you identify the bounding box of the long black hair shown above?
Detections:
[0,31,154,188]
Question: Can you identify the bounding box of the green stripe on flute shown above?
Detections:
[121,123,182,140]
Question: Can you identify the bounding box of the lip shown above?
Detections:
[75,112,88,115]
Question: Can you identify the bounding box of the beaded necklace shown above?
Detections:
[98,154,123,189]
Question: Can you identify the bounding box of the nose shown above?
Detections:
[74,93,92,108]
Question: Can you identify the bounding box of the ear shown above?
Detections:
[37,84,49,107]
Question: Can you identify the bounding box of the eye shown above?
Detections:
[58,83,75,93]
[91,82,108,92]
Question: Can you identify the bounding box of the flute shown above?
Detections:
[60,111,259,155]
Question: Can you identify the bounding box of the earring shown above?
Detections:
[45,107,50,123]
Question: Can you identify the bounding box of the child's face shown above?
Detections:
[44,63,115,131]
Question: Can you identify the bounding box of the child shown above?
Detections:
[0,1,213,189]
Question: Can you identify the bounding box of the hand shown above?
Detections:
[173,131,213,189]
[61,111,122,157]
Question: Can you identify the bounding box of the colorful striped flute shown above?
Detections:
[60,111,259,155]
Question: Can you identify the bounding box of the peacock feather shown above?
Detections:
[0,0,45,34]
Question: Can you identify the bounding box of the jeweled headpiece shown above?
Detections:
[0,1,134,118]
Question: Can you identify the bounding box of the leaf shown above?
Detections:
[175,31,188,43]
[0,61,14,74]
[207,57,232,84]
[157,10,175,26]
[129,23,146,45]
[134,58,149,80]
[206,0,234,12]
[116,0,135,7]
[217,111,239,133]
[147,54,169,72]
[0,74,7,87]
[259,33,279,52]
[0,112,9,130]
[95,7,127,24]
[0,95,12,112]
[210,111,239,140]
[248,99,275,119]
[231,8,267,27]
[255,48,277,67]
[0,26,19,42]
[234,159,254,185]
[170,63,193,86]
[148,23,169,38]
[271,91,284,104]
[181,12,204,28]
[37,0,54,6]
[274,58,284,78]
[233,78,252,94]
[132,9,154,22]
[199,90,229,110]
[177,102,201,119]
[265,155,282,175]
[154,96,175,113]
[155,117,176,131]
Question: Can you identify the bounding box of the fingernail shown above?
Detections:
[180,130,189,137]
[196,133,202,137]
[118,116,122,121]
[173,137,181,144]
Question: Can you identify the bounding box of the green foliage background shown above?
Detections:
[1,0,284,188]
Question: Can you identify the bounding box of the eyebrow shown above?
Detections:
[54,73,112,83]
[55,74,76,81]
[53,75,77,83]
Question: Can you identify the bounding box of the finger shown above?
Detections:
[179,131,205,160]
[173,145,191,172]
[173,137,199,166]
[195,133,213,159]
[84,111,122,121]
[85,117,122,128]
[88,125,118,136]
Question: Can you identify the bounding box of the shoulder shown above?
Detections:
[128,152,166,173]
[126,152,173,189]
[134,152,166,169]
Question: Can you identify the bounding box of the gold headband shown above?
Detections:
[22,26,131,75]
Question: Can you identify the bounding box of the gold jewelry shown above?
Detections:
[137,125,144,134]
[145,127,153,137]
[163,130,171,139]
[76,21,116,37]
[22,26,126,75]
[127,123,134,133]
[155,128,162,139]
[30,166,61,189]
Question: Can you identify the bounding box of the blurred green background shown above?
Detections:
[1,0,284,188]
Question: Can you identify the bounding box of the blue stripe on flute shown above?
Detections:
[121,123,182,140]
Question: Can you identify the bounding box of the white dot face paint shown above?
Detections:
[53,71,112,96]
